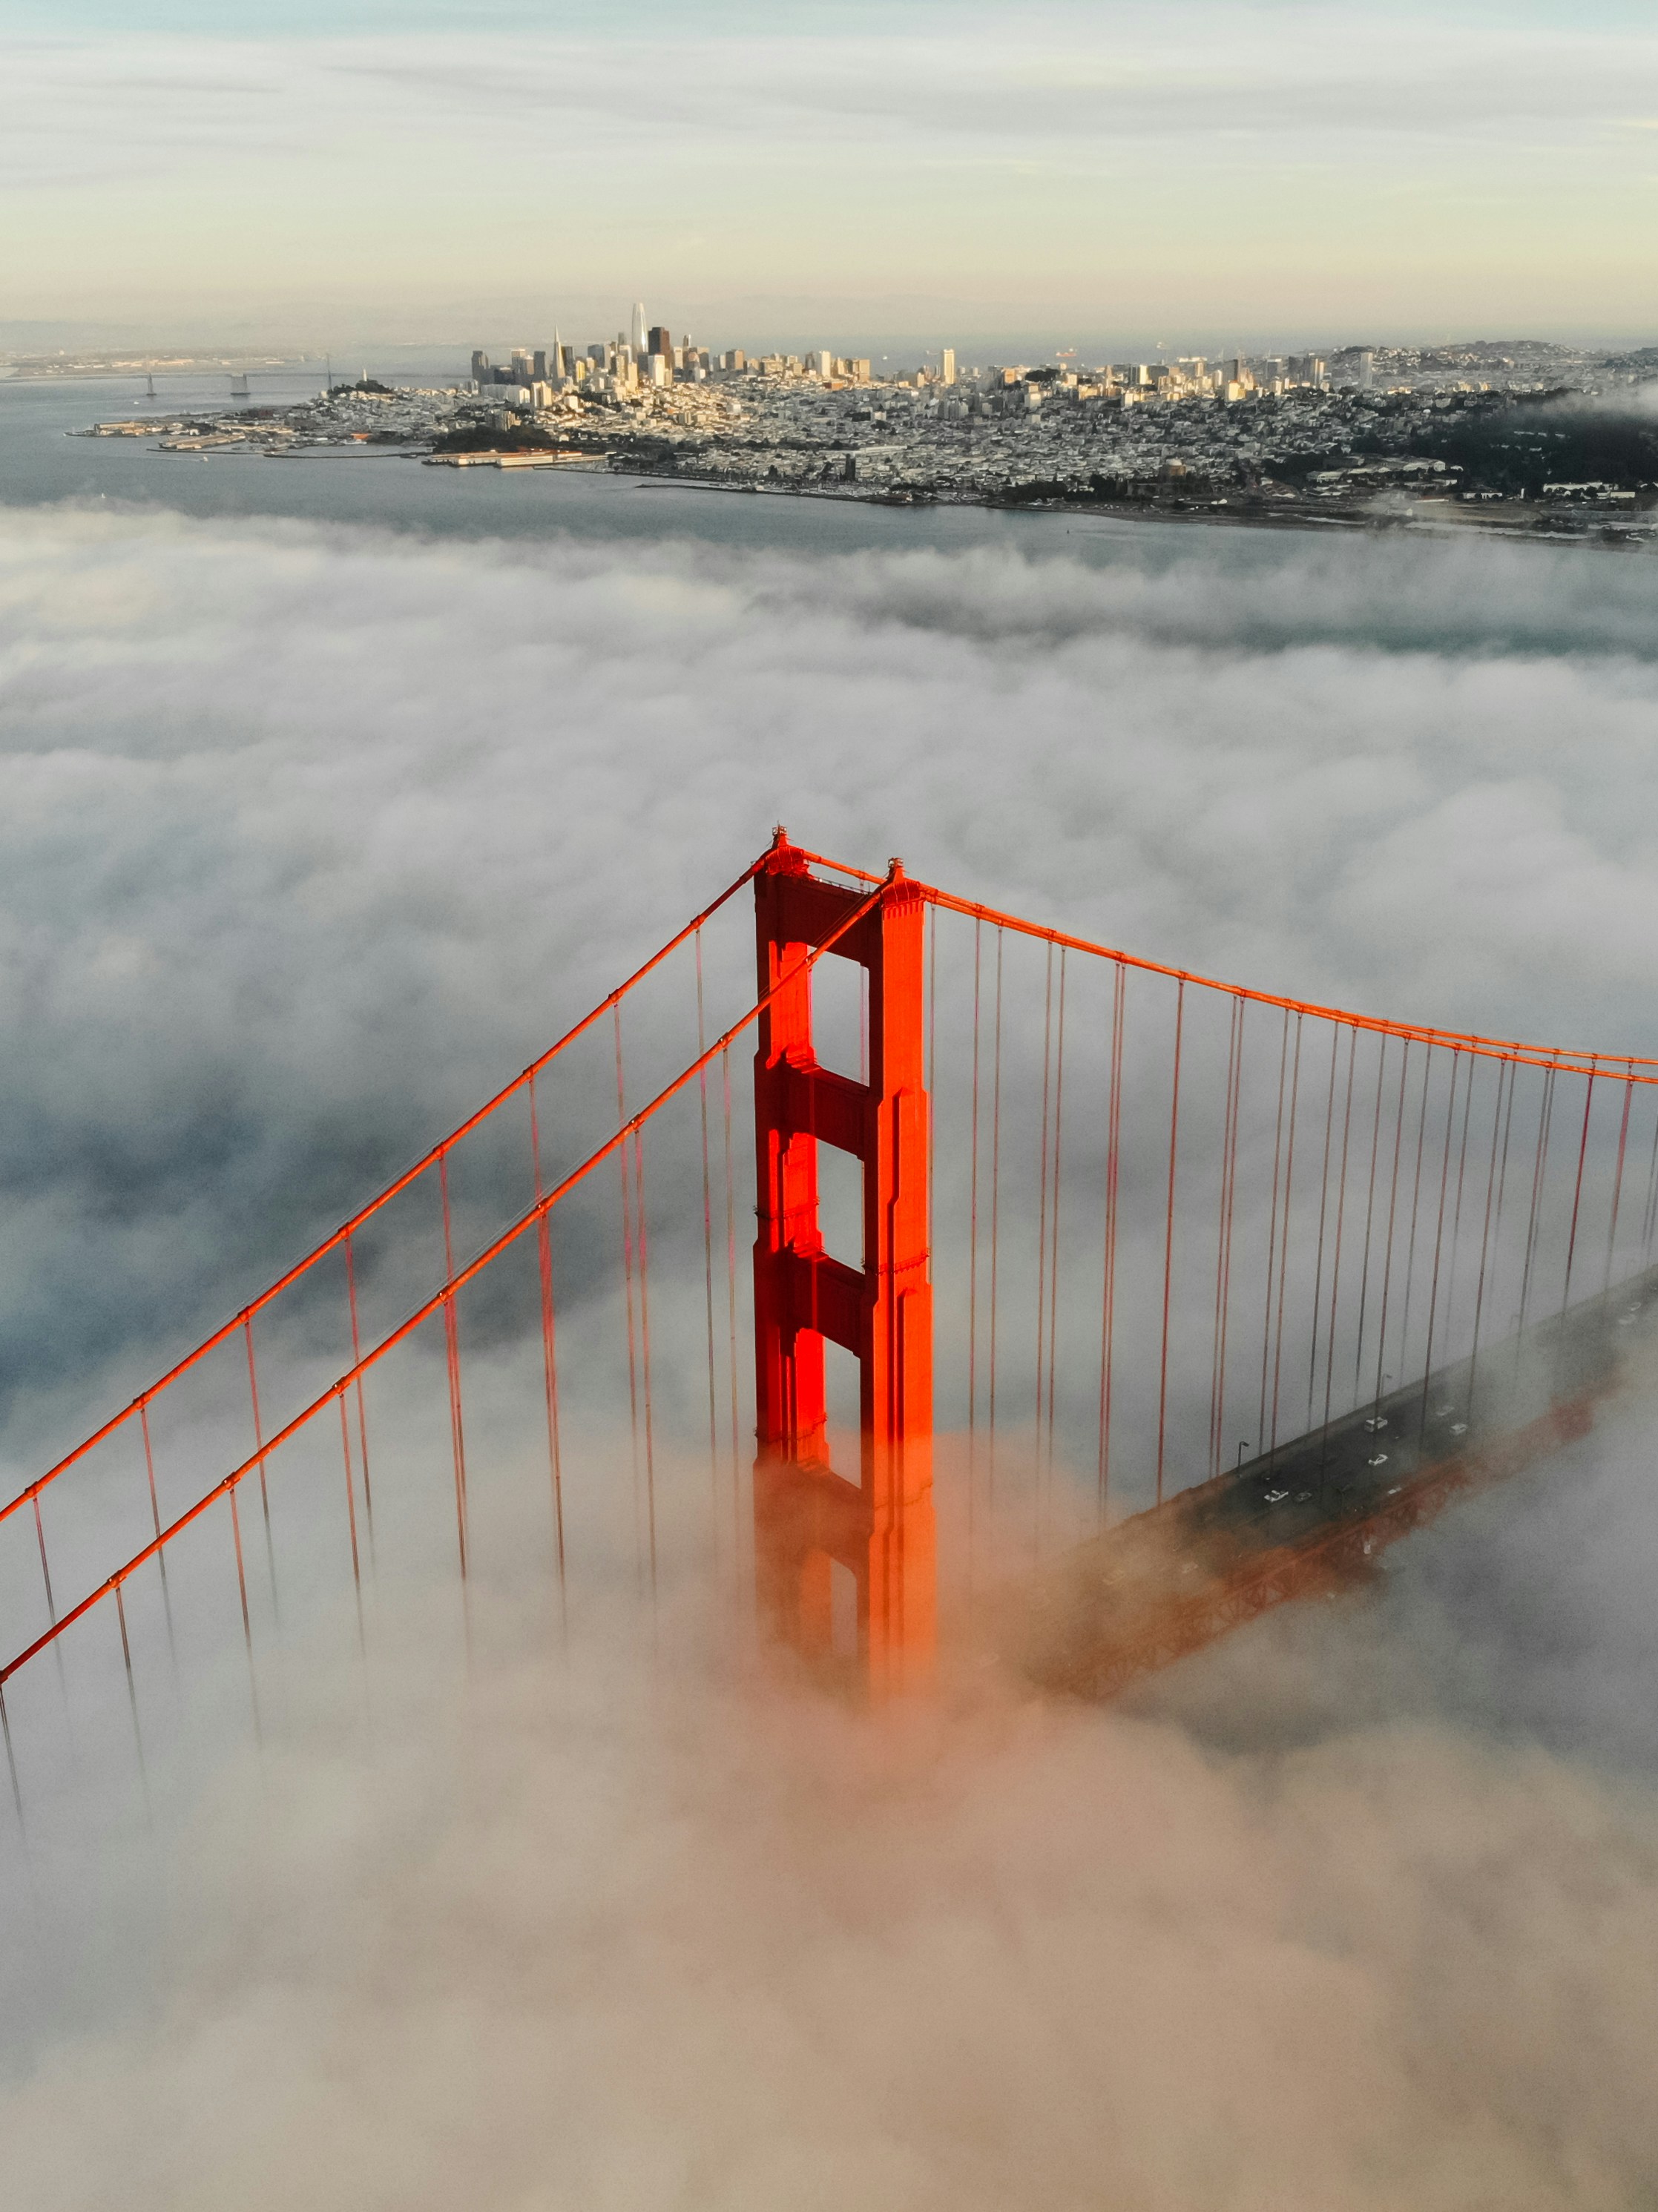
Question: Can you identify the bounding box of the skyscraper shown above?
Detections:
[631,302,648,354]
[940,348,956,386]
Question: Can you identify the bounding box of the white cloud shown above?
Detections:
[7,1521,1658,2210]
[4,498,1658,2200]
[3,500,1658,1429]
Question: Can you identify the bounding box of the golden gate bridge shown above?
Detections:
[4,831,1657,1839]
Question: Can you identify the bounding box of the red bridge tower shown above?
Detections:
[751,834,935,1693]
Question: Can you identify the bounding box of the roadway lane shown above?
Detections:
[1010,1263,1658,1696]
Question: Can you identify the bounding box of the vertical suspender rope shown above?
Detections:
[1351,1033,1389,1409]
[36,1494,70,1722]
[1096,959,1125,1517]
[529,1068,567,1618]
[1495,1056,1522,1291]
[344,1230,375,1565]
[438,1153,470,1586]
[1419,1049,1458,1381]
[30,1495,58,1648]
[1416,1050,1461,1438]
[1394,1044,1436,1408]
[227,1487,262,1746]
[633,1122,659,1604]
[1304,1021,1341,1433]
[1604,1064,1635,1294]
[1518,1067,1556,1340]
[1640,1095,1658,1263]
[337,1390,366,1655]
[696,935,720,1533]
[1046,952,1068,1475]
[114,1584,149,1823]
[1267,1011,1303,1468]
[1210,995,1245,1480]
[139,1403,178,1679]
[967,919,983,1576]
[1257,1010,1292,1454]
[1467,1057,1513,1406]
[1561,1060,1598,1311]
[243,1319,281,1619]
[1033,942,1054,1539]
[1372,1041,1413,1410]
[721,1044,742,1552]
[0,1684,22,1840]
[1492,1054,1524,1357]
[1154,976,1185,1507]
[1441,1044,1478,1376]
[1317,1026,1359,1490]
[613,1006,644,1586]
[987,929,1004,1501]
[1207,1001,1233,1479]
[1207,997,1240,1479]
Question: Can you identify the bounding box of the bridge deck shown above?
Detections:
[1013,1265,1658,1699]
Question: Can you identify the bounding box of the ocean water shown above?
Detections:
[11,363,1658,668]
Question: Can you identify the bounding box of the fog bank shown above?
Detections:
[5,499,1658,2205]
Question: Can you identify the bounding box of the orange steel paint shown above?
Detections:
[751,833,935,1696]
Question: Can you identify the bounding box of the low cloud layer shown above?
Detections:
[8,1515,1658,2211]
[5,498,1658,2203]
[4,501,1658,1432]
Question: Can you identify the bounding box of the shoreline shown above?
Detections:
[613,469,1658,553]
[42,417,1658,558]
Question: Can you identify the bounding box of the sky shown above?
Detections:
[3,0,1656,349]
[4,497,1658,2199]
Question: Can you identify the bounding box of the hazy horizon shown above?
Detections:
[5,1,1656,343]
[7,322,1658,366]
